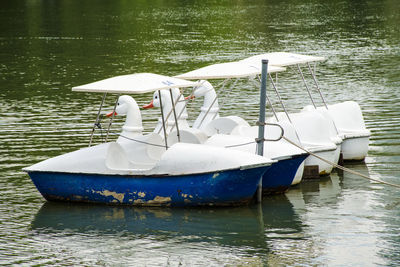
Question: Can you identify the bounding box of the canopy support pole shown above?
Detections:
[269,73,292,123]
[307,63,328,109]
[197,78,231,128]
[297,64,316,108]
[210,78,238,121]
[89,93,107,147]
[157,93,182,134]
[168,84,200,133]
[158,91,183,134]
[169,88,181,142]
[256,59,268,203]
[105,94,119,142]
[159,90,168,150]
[265,94,278,121]
[307,63,341,134]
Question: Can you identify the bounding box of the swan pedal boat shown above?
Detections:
[241,52,370,162]
[23,73,276,207]
[174,62,309,190]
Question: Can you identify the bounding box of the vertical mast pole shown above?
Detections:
[169,88,181,142]
[158,90,168,150]
[256,59,268,203]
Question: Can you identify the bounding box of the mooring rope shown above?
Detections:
[98,125,399,189]
[224,141,256,148]
[282,136,400,189]
[108,132,168,148]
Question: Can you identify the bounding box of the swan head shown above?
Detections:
[143,90,171,109]
[106,95,138,117]
[193,80,215,98]
[106,95,143,138]
[143,88,183,110]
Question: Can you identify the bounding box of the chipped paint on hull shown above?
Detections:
[147,196,172,205]
[133,199,144,204]
[27,166,270,207]
[92,190,125,203]
[212,172,220,179]
[132,196,172,206]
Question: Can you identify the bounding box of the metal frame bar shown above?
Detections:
[196,78,231,128]
[296,64,316,108]
[158,90,168,150]
[168,99,190,133]
[256,59,269,203]
[251,78,278,121]
[169,88,181,142]
[268,73,292,123]
[105,94,120,142]
[161,93,182,129]
[213,78,239,119]
[89,93,107,147]
[307,62,328,109]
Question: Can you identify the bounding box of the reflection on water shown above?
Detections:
[32,203,266,247]
[30,195,305,266]
[32,194,306,238]
[287,163,400,266]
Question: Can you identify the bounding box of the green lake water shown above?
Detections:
[0,0,399,266]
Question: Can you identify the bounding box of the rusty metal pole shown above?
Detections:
[256,59,268,203]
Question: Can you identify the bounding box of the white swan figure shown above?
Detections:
[143,88,189,136]
[192,80,220,129]
[106,95,165,169]
[106,95,143,142]
[191,81,250,136]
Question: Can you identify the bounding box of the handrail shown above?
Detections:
[255,122,285,142]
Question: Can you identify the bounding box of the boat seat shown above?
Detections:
[271,111,334,147]
[106,133,166,170]
[106,142,154,170]
[326,101,369,133]
[202,116,250,136]
[167,128,208,145]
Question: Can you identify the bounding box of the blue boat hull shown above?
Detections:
[27,167,270,207]
[262,154,307,194]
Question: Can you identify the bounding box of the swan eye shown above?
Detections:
[155,96,158,99]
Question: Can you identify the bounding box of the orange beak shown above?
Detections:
[142,100,154,109]
[185,95,195,100]
[106,111,117,117]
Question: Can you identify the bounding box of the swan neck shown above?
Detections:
[124,103,143,135]
[203,90,219,110]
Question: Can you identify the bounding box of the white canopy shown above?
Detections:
[175,61,286,80]
[72,73,200,94]
[240,52,326,67]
